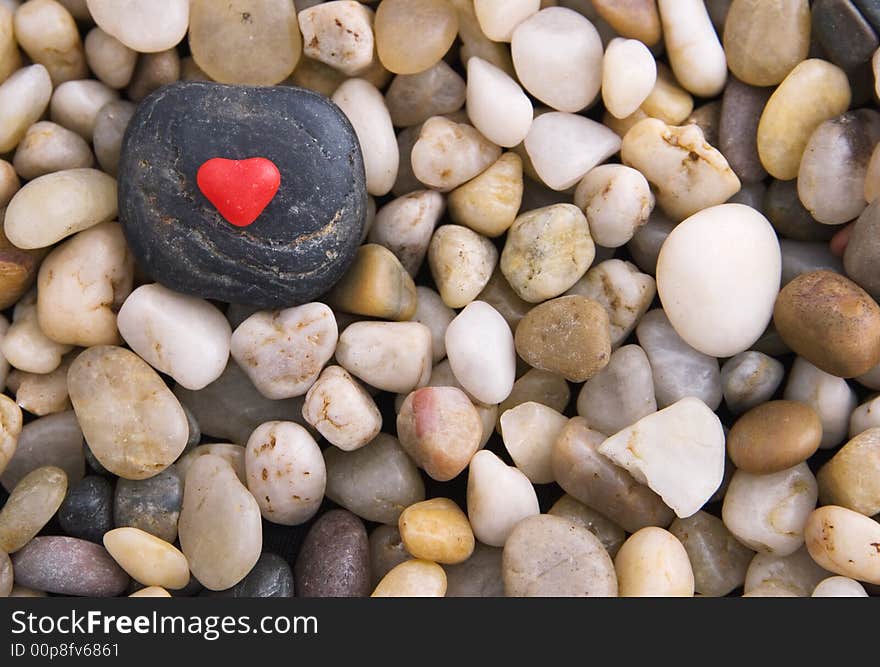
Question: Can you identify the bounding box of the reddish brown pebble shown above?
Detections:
[727,400,823,474]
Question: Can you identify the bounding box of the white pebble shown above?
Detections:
[49,79,118,139]
[367,190,444,276]
[411,116,501,191]
[574,164,654,248]
[466,57,532,148]
[466,450,539,547]
[500,401,568,484]
[720,351,785,415]
[411,287,455,363]
[0,64,53,154]
[784,356,857,449]
[117,283,231,391]
[474,0,540,42]
[298,1,375,76]
[336,321,432,394]
[302,366,381,452]
[85,0,189,53]
[657,0,727,97]
[602,37,657,119]
[812,576,869,597]
[445,301,516,405]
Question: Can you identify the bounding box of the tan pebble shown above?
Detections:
[497,368,570,433]
[818,428,880,517]
[757,59,851,181]
[68,345,188,480]
[723,0,811,87]
[447,152,523,238]
[0,394,22,478]
[614,526,695,597]
[0,5,21,85]
[129,586,171,597]
[0,466,66,553]
[515,295,610,383]
[501,204,594,303]
[621,118,740,221]
[126,48,180,102]
[427,225,497,309]
[84,27,137,89]
[385,61,466,128]
[397,386,482,482]
[0,160,19,208]
[289,56,345,97]
[1,296,72,374]
[14,0,87,86]
[371,559,447,597]
[0,65,53,154]
[592,0,661,46]
[548,494,626,558]
[639,63,693,125]
[36,222,133,347]
[49,80,119,140]
[804,505,880,584]
[302,366,381,452]
[411,116,501,191]
[727,400,822,474]
[12,121,94,181]
[374,0,457,75]
[103,527,189,590]
[188,0,301,86]
[230,303,336,400]
[325,244,416,321]
[0,549,11,596]
[773,271,880,378]
[0,231,42,316]
[399,498,474,565]
[298,1,375,76]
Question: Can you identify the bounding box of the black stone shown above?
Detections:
[58,476,114,543]
[813,0,879,70]
[113,468,183,543]
[853,0,880,33]
[118,81,367,308]
[294,509,370,597]
[202,553,294,598]
[83,442,110,476]
[763,179,838,242]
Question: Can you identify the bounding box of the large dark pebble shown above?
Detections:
[11,536,129,597]
[719,77,770,185]
[114,468,183,543]
[58,476,114,543]
[203,553,293,598]
[813,0,879,70]
[294,510,370,598]
[118,81,367,308]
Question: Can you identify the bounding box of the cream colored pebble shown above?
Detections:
[49,79,118,139]
[117,283,231,391]
[447,152,523,238]
[85,0,189,53]
[805,505,880,585]
[13,0,87,86]
[302,365,381,452]
[0,65,53,154]
[574,164,654,248]
[332,78,398,197]
[371,559,447,597]
[335,321,432,394]
[230,303,337,400]
[466,450,539,547]
[473,0,540,42]
[657,0,726,97]
[298,1,375,76]
[12,121,94,180]
[466,57,532,148]
[36,222,133,347]
[411,116,501,191]
[411,287,455,363]
[103,527,190,590]
[614,527,695,597]
[0,394,22,478]
[0,297,72,374]
[811,576,869,597]
[367,189,444,276]
[500,401,567,484]
[84,27,137,89]
[427,224,497,309]
[602,37,656,120]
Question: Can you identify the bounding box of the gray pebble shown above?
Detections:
[294,510,370,598]
[114,468,182,543]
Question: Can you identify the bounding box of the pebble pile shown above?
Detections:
[0,0,879,599]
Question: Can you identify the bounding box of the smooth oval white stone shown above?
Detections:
[574,164,654,248]
[4,168,117,249]
[615,526,695,597]
[0,299,72,375]
[721,462,818,556]
[602,37,657,119]
[511,7,603,112]
[297,1,375,76]
[245,421,325,526]
[744,547,830,597]
[176,443,246,485]
[445,301,515,405]
[178,454,262,591]
[0,64,52,154]
[466,57,532,148]
[657,204,781,358]
[336,321,432,394]
[524,112,621,191]
[635,309,723,411]
[332,78,398,197]
[784,356,857,449]
[598,397,725,518]
[103,527,190,590]
[657,0,727,97]
[117,283,231,391]
[230,303,337,400]
[302,365,381,452]
[466,450,539,547]
[849,395,880,438]
[812,575,869,597]
[500,401,568,484]
[85,0,189,53]
[49,79,118,139]
[474,0,540,42]
[411,116,501,192]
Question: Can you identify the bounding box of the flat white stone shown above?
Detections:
[598,397,725,518]
[466,57,532,148]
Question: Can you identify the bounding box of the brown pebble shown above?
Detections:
[514,295,611,383]
[817,427,880,516]
[727,400,822,474]
[773,270,880,378]
[592,0,662,46]
[294,509,370,598]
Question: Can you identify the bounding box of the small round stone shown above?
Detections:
[602,38,656,120]
[503,514,617,597]
[0,466,67,553]
[245,421,325,526]
[0,65,53,154]
[375,0,457,75]
[103,527,189,590]
[515,295,611,383]
[294,509,370,598]
[773,271,880,378]
[574,164,654,248]
[302,366,381,452]
[371,559,447,597]
[399,498,474,565]
[720,351,786,415]
[428,225,497,309]
[447,152,523,238]
[466,56,533,148]
[114,468,182,543]
[592,0,661,45]
[367,190,444,276]
[58,475,113,543]
[500,402,566,485]
[614,526,695,597]
[804,505,880,584]
[84,27,137,89]
[727,401,822,474]
[397,386,482,482]
[411,116,501,191]
[785,356,857,449]
[12,121,94,180]
[385,61,466,128]
[11,535,129,597]
[326,244,417,321]
[324,433,425,525]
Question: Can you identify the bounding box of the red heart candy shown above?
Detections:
[196,157,281,227]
